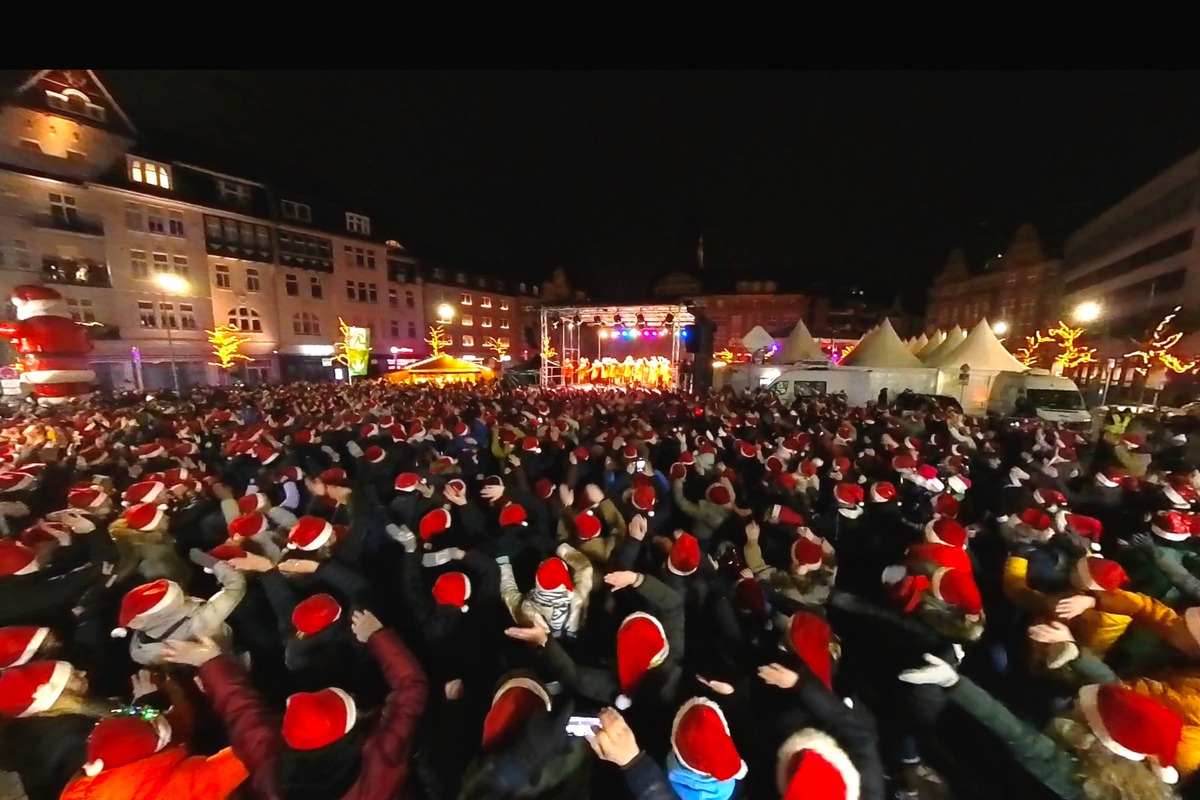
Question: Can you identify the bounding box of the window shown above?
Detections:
[215,264,231,289]
[281,200,310,222]
[172,254,188,277]
[49,193,78,225]
[168,211,185,237]
[125,203,144,231]
[456,272,467,284]
[292,312,321,336]
[285,274,299,296]
[147,209,166,234]
[444,334,454,345]
[151,251,169,275]
[346,213,371,235]
[179,303,196,330]
[229,307,262,332]
[481,316,493,328]
[218,180,252,204]
[66,298,95,323]
[246,268,261,292]
[480,296,492,308]
[431,267,444,280]
[20,138,42,153]
[205,216,221,239]
[462,335,474,347]
[47,89,105,121]
[461,314,474,327]
[357,282,369,302]
[130,249,149,280]
[390,320,400,337]
[138,301,157,328]
[499,336,510,346]
[239,221,256,247]
[367,283,378,303]
[13,240,30,271]
[159,302,177,329]
[499,299,510,311]
[256,227,271,250]
[310,276,323,298]
[128,158,171,189]
[405,290,415,308]
[407,322,417,338]
[460,293,472,305]
[367,250,376,269]
[346,280,356,300]
[388,287,398,307]
[500,318,510,330]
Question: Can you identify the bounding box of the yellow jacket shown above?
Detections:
[1003,557,1131,656]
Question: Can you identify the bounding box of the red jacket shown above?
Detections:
[59,746,247,800]
[198,628,428,800]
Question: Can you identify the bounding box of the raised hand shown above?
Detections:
[160,636,220,667]
[504,625,548,647]
[604,571,640,591]
[351,609,383,643]
[628,515,648,542]
[1054,595,1096,620]
[757,662,799,689]
[585,707,640,767]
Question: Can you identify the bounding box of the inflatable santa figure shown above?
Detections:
[0,285,95,402]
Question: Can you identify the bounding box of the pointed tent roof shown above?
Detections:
[920,325,966,364]
[916,331,946,359]
[842,318,924,368]
[780,319,826,361]
[909,332,930,354]
[741,325,776,353]
[930,318,1028,371]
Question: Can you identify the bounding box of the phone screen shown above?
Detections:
[635,459,646,472]
[565,715,600,737]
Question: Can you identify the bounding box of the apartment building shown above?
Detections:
[0,69,425,389]
[419,264,540,363]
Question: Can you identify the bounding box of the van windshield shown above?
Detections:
[1027,389,1084,410]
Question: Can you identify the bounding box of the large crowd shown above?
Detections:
[0,380,1199,800]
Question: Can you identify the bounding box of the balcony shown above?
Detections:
[28,212,105,237]
[41,257,112,289]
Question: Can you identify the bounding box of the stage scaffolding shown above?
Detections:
[538,304,696,388]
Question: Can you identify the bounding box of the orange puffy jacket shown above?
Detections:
[59,746,247,800]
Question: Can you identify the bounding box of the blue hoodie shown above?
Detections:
[666,753,738,800]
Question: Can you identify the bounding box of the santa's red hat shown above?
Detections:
[481,677,552,753]
[1063,514,1103,548]
[946,474,971,495]
[67,486,107,510]
[671,698,748,781]
[123,503,165,532]
[679,450,696,466]
[574,510,602,540]
[1018,507,1054,535]
[833,483,864,507]
[287,516,334,551]
[237,493,269,515]
[933,494,959,519]
[499,504,528,527]
[0,540,38,576]
[82,715,172,776]
[520,436,541,454]
[252,444,279,465]
[789,611,833,690]
[1077,684,1183,782]
[767,505,805,527]
[869,481,897,503]
[0,660,74,716]
[668,533,701,576]
[445,478,467,496]
[1073,557,1129,592]
[1152,510,1195,542]
[293,430,320,445]
[922,518,966,549]
[208,543,247,562]
[282,688,357,751]
[0,471,35,492]
[776,729,861,800]
[931,568,982,616]
[20,522,73,548]
[113,579,184,636]
[363,445,386,464]
[134,443,166,460]
[534,478,555,500]
[1032,488,1067,511]
[616,612,668,707]
[705,484,732,507]
[360,423,380,439]
[631,485,656,515]
[536,557,573,591]
[432,572,471,611]
[318,468,350,488]
[292,594,342,637]
[0,626,50,668]
[420,508,452,540]
[394,472,423,492]
[229,513,269,538]
[1095,467,1126,488]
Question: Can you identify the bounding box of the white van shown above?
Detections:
[764,367,872,405]
[987,371,1089,423]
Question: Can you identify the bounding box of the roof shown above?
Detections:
[920,326,966,364]
[779,319,826,361]
[391,354,490,374]
[841,318,924,368]
[928,318,1026,371]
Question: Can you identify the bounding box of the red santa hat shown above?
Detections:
[1032,488,1067,511]
[574,510,602,540]
[0,626,50,668]
[946,474,971,495]
[791,534,831,575]
[432,572,471,611]
[394,472,423,492]
[869,481,897,503]
[735,440,756,459]
[237,493,270,515]
[705,484,732,507]
[766,505,805,527]
[678,450,696,466]
[499,504,528,527]
[1063,514,1103,549]
[363,445,386,464]
[668,533,701,576]
[788,610,833,690]
[123,503,165,532]
[932,494,960,520]
[122,481,167,506]
[288,516,334,551]
[1073,557,1129,592]
[521,436,541,454]
[20,522,73,548]
[292,594,342,637]
[776,729,861,800]
[833,483,864,508]
[420,508,452,540]
[481,677,552,753]
[616,612,668,708]
[318,468,350,488]
[536,557,573,591]
[229,513,269,538]
[82,715,173,776]
[134,443,166,460]
[0,660,74,716]
[282,687,357,751]
[930,568,982,616]
[0,540,38,576]
[0,471,35,492]
[208,543,247,562]
[1077,684,1183,782]
[631,485,656,515]
[671,698,748,781]
[10,284,66,317]
[1095,467,1126,488]
[1018,508,1055,536]
[113,579,184,637]
[293,430,320,445]
[1152,510,1195,542]
[252,444,279,465]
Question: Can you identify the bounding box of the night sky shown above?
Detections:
[10,70,1200,307]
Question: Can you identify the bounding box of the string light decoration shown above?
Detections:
[333,318,371,377]
[424,325,451,357]
[1048,320,1096,370]
[714,349,734,364]
[540,335,557,362]
[1124,305,1199,374]
[206,323,253,371]
[483,336,509,360]
[1014,331,1052,367]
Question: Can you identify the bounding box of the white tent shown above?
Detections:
[741,325,776,353]
[908,332,929,354]
[930,318,1027,371]
[780,319,827,362]
[920,325,965,364]
[842,318,925,368]
[916,331,946,360]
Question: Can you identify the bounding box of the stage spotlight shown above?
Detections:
[631,329,642,338]
[593,315,602,325]
[614,314,623,325]
[573,314,582,325]
[599,330,608,339]
[664,312,675,325]
[636,313,646,327]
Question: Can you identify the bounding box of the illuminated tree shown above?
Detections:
[425,325,451,357]
[483,336,509,360]
[1125,305,1199,374]
[714,349,734,364]
[1048,320,1096,370]
[1014,331,1052,367]
[207,323,253,371]
[540,335,557,362]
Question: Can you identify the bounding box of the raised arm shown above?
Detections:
[361,627,429,766]
[197,655,281,775]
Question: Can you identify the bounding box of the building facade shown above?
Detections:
[0,69,432,389]
[650,270,810,348]
[924,223,1061,339]
[419,264,539,364]
[1062,148,1200,336]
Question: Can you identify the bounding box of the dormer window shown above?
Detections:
[218,180,252,204]
[282,200,311,223]
[346,213,371,235]
[128,157,171,190]
[46,89,106,122]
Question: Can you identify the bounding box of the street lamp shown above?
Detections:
[992,321,1009,336]
[154,273,189,393]
[1073,301,1102,324]
[437,302,454,322]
